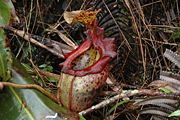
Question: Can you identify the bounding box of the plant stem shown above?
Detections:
[1,82,58,103]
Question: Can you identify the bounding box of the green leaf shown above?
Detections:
[106,99,129,115]
[21,63,34,74]
[169,110,180,117]
[39,63,47,68]
[0,29,12,81]
[0,0,11,26]
[39,63,53,72]
[22,63,57,83]
[170,30,180,40]
[159,87,173,94]
[0,61,68,120]
[80,115,86,120]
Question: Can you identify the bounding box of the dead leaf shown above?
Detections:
[63,10,101,28]
[63,10,82,24]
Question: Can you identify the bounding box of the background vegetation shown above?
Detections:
[0,0,179,120]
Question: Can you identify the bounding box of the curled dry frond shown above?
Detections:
[149,71,180,93]
[135,48,180,120]
[164,49,180,68]
[134,96,179,120]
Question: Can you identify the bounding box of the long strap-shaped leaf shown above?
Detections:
[0,62,68,120]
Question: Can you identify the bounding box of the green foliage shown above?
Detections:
[169,110,180,117]
[39,62,53,72]
[22,62,57,83]
[80,115,86,120]
[0,30,6,80]
[0,29,12,81]
[0,61,67,120]
[170,30,180,40]
[159,87,173,94]
[106,99,129,116]
[0,0,11,26]
[0,0,15,81]
[22,63,34,74]
[45,76,58,83]
[39,63,58,82]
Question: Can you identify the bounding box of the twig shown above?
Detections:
[79,89,178,115]
[135,37,177,46]
[28,59,60,81]
[102,0,131,50]
[141,1,161,7]
[0,82,58,104]
[147,25,180,29]
[31,34,74,53]
[5,26,65,59]
[124,0,146,78]
[48,27,78,49]
[38,69,61,80]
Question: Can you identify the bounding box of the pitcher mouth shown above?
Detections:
[59,27,116,77]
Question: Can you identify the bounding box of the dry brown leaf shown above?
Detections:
[63,10,82,24]
[63,10,100,28]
